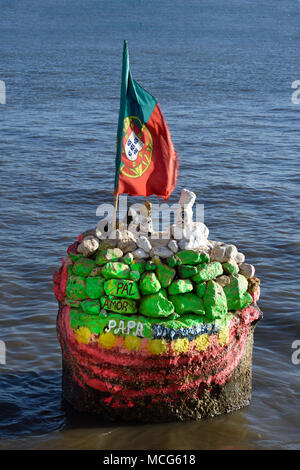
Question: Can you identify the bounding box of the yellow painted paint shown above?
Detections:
[218,329,230,347]
[75,326,91,344]
[148,339,167,355]
[194,334,210,351]
[98,331,118,349]
[173,337,190,355]
[124,335,141,352]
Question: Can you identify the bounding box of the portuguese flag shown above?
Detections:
[114,41,178,200]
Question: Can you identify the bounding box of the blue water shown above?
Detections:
[0,0,299,449]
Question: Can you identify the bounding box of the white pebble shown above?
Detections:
[151,246,173,258]
[132,248,149,259]
[77,236,99,257]
[239,263,255,278]
[136,236,152,253]
[168,239,178,253]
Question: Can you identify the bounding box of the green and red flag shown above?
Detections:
[114,41,178,200]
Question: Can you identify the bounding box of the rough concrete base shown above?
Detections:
[61,326,256,423]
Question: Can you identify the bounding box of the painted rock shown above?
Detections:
[66,275,87,300]
[195,282,206,298]
[203,280,227,321]
[167,255,181,268]
[101,296,138,314]
[69,253,83,263]
[139,272,161,295]
[130,259,146,274]
[104,279,140,300]
[139,292,174,318]
[192,261,223,283]
[80,299,101,315]
[176,250,209,265]
[169,293,205,316]
[168,279,193,295]
[223,275,253,310]
[72,258,96,277]
[145,260,157,271]
[177,264,197,279]
[222,261,239,275]
[122,252,134,265]
[86,276,105,299]
[129,270,140,282]
[96,248,123,265]
[101,262,131,279]
[156,264,176,287]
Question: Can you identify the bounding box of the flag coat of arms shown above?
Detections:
[114,41,178,200]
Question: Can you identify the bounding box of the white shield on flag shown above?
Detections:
[125,131,144,161]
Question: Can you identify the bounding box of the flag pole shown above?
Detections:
[113,41,129,232]
[112,192,118,232]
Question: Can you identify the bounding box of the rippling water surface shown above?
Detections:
[0,0,299,450]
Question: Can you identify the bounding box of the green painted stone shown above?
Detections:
[223,275,253,311]
[69,253,83,262]
[129,270,140,281]
[177,264,197,279]
[82,314,105,334]
[96,248,123,266]
[167,255,181,268]
[66,275,87,300]
[101,296,138,314]
[104,279,140,299]
[122,252,134,265]
[130,259,146,274]
[67,265,73,276]
[86,276,105,299]
[192,261,223,283]
[80,299,101,315]
[139,272,161,295]
[65,298,82,308]
[167,312,181,321]
[222,261,239,275]
[160,288,168,299]
[177,250,210,265]
[169,293,205,316]
[168,279,193,295]
[203,280,227,321]
[156,264,176,287]
[72,258,96,277]
[70,310,106,334]
[101,262,131,279]
[145,260,157,271]
[139,292,174,318]
[69,309,82,329]
[195,282,206,298]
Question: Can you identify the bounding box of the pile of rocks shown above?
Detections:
[60,189,260,325]
[64,243,259,323]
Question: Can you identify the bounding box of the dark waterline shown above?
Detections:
[0,0,299,450]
